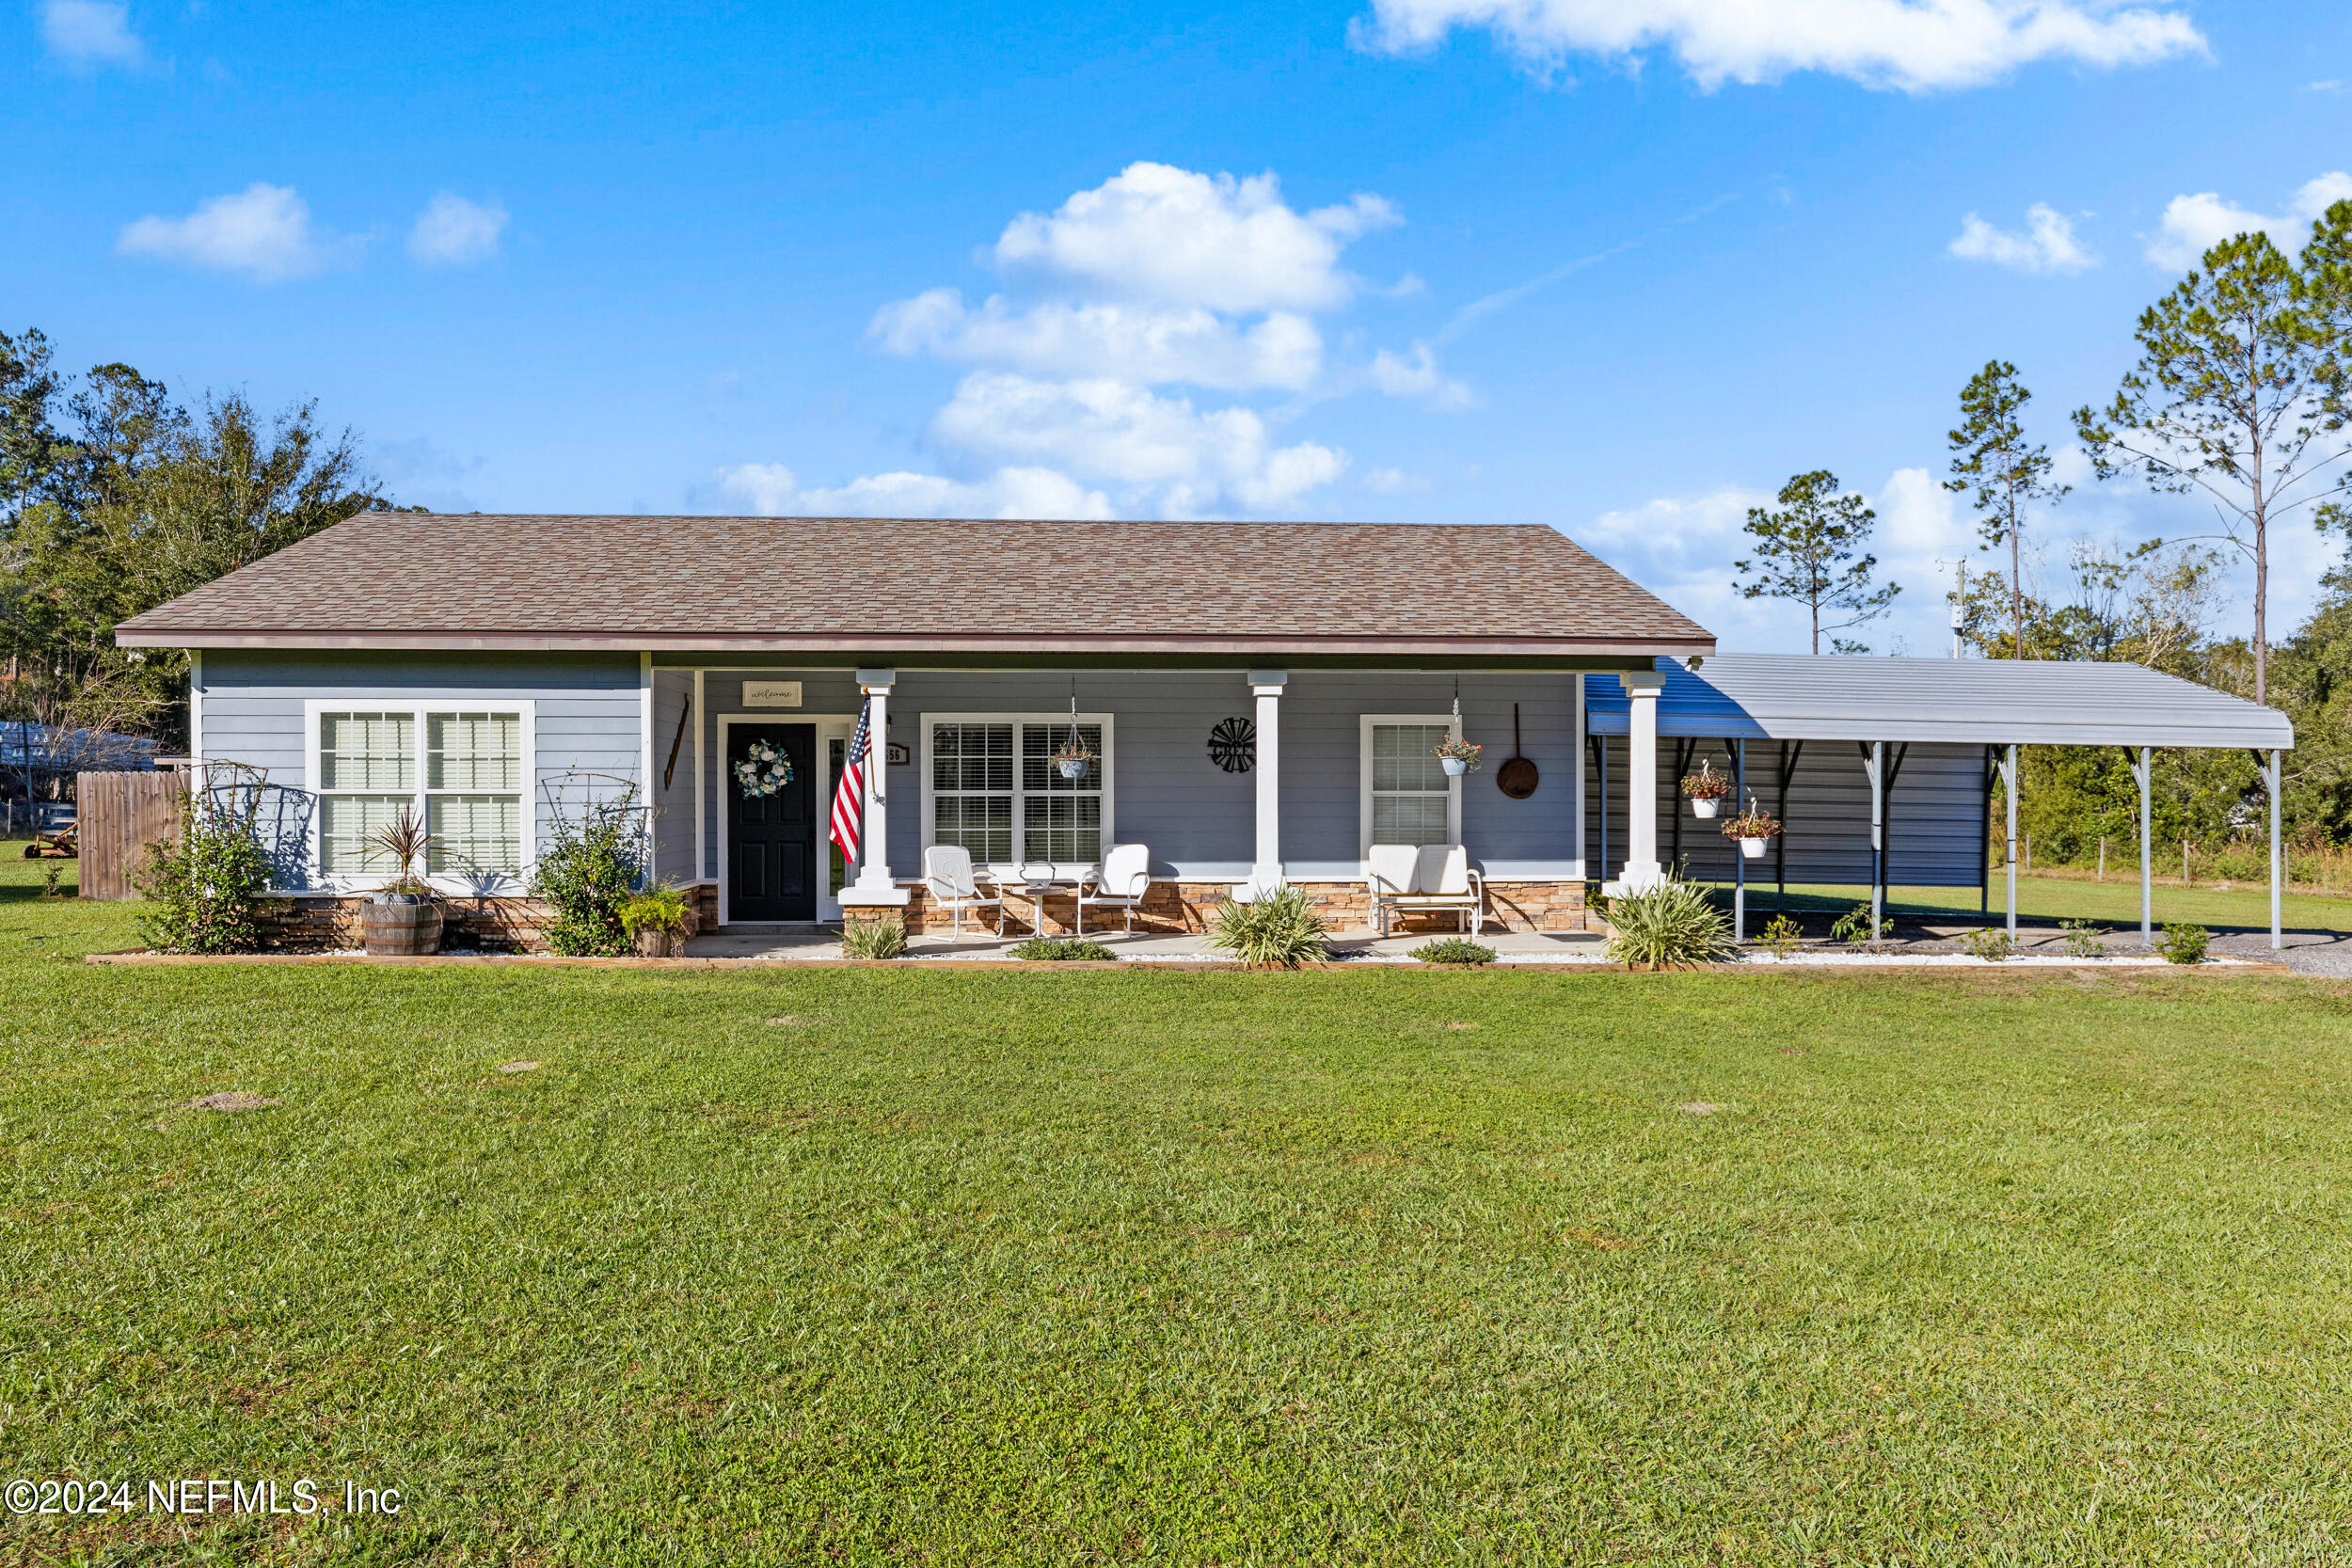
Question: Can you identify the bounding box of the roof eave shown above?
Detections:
[117,627,1716,657]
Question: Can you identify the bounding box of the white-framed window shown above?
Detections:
[921,713,1112,874]
[1359,713,1462,856]
[306,701,535,887]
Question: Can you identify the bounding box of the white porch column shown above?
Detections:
[1607,668,1666,895]
[841,666,910,908]
[1248,670,1286,895]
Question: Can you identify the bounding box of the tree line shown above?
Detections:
[0,328,394,776]
[1733,197,2352,869]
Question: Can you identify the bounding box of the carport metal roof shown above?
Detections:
[1583,654,2293,751]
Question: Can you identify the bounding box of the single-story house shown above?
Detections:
[114,512,2293,947]
[116,513,1712,941]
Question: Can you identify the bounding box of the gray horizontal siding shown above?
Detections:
[196,650,645,888]
[1585,736,1988,889]
[650,671,695,884]
[692,667,1587,884]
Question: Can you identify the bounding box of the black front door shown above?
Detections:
[728,722,818,922]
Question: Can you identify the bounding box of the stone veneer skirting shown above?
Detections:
[254,878,1582,952]
[897,879,1587,938]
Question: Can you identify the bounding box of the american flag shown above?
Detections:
[829,698,871,865]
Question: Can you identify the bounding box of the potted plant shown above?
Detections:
[1434,736,1483,776]
[618,883,695,957]
[1051,736,1096,781]
[1721,797,1782,860]
[1680,757,1733,817]
[361,808,444,955]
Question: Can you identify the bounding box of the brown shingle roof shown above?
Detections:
[116,513,1713,658]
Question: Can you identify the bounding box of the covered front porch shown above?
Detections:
[646,659,1688,938]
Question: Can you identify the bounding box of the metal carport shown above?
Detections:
[1584,655,2296,949]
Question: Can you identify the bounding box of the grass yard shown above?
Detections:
[6,857,2352,1563]
[1724,872,2351,935]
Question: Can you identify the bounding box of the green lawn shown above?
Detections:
[7,857,2352,1563]
[1722,870,2351,933]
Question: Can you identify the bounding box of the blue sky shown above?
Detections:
[9,0,2351,656]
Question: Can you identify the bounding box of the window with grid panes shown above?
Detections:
[425,712,522,872]
[930,721,1014,862]
[319,713,415,872]
[1369,722,1454,847]
[1021,723,1102,863]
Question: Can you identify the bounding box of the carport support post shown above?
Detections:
[1867,740,1884,944]
[2000,744,2018,942]
[2269,748,2282,951]
[2131,746,2152,949]
[1733,738,1746,942]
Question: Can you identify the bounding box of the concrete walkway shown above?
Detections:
[684,924,1613,963]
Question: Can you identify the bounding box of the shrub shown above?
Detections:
[1756,912,1804,958]
[1410,937,1495,965]
[1208,885,1329,969]
[532,784,645,957]
[1602,878,1734,968]
[2060,918,2108,958]
[841,912,907,960]
[618,884,693,940]
[39,862,65,899]
[132,806,273,955]
[1830,902,1878,947]
[2160,922,2210,965]
[1011,936,1118,961]
[1961,927,2016,962]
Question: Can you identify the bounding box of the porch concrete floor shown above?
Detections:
[683,925,1612,962]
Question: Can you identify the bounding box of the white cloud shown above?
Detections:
[1368,342,1476,409]
[407,193,507,266]
[40,0,145,69]
[1362,466,1430,494]
[116,183,356,282]
[993,162,1398,312]
[715,461,1115,521]
[738,160,1469,517]
[1354,0,2204,93]
[869,289,1324,391]
[1948,203,2096,274]
[2144,172,2352,270]
[930,372,1346,514]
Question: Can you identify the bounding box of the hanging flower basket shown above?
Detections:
[1681,758,1733,816]
[1722,797,1782,859]
[733,740,794,798]
[1052,740,1096,781]
[1434,736,1482,776]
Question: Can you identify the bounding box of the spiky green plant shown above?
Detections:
[840,912,907,960]
[1410,937,1495,966]
[1207,885,1329,969]
[1602,878,1734,969]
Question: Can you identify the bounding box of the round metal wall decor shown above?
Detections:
[1207,716,1255,773]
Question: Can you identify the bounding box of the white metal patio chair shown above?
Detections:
[922,845,1005,938]
[1367,843,1484,937]
[1075,843,1153,935]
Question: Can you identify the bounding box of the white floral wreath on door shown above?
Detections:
[734,739,794,797]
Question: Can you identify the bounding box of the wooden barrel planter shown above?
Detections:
[363,896,444,956]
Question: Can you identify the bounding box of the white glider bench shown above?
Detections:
[1366,844,1484,938]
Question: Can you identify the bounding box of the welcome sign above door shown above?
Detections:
[743,681,803,708]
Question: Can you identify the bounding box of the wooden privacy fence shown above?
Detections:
[76,770,185,900]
